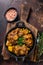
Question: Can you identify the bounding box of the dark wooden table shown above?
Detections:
[0,0,43,65]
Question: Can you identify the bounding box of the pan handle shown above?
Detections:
[15,56,25,62]
[16,21,25,28]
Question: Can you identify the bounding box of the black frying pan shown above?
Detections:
[5,21,36,61]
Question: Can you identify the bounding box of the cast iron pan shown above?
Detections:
[5,21,36,60]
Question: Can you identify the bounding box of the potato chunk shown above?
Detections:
[23,29,29,34]
[6,41,12,46]
[8,46,13,52]
[13,34,18,40]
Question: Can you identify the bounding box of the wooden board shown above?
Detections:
[1,21,38,62]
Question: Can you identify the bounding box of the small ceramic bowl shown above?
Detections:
[4,7,18,23]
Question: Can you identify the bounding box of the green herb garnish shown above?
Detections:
[17,37,24,46]
[37,32,43,57]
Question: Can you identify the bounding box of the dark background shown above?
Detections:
[0,0,43,65]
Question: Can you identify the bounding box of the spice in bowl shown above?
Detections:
[5,8,17,22]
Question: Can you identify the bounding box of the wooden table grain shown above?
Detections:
[0,0,43,65]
